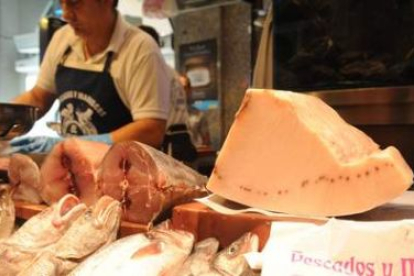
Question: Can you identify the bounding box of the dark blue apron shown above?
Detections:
[55,47,132,136]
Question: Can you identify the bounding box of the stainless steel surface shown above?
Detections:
[0,103,39,140]
[308,86,414,125]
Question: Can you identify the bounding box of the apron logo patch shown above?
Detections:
[59,90,107,135]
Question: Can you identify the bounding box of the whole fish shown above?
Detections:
[212,232,260,276]
[0,185,15,240]
[70,220,194,276]
[196,232,260,276]
[178,237,220,276]
[0,194,87,274]
[17,195,122,276]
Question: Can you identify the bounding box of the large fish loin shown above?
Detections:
[40,138,109,205]
[8,153,43,204]
[207,89,413,217]
[97,141,208,224]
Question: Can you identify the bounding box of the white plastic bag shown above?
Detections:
[261,219,414,276]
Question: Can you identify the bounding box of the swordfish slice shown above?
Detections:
[97,141,208,224]
[207,89,413,217]
[40,138,109,206]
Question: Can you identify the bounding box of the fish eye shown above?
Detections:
[227,244,239,255]
[84,209,92,218]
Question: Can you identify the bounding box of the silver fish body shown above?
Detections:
[71,220,194,276]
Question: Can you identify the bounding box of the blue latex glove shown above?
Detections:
[80,133,113,144]
[9,136,63,154]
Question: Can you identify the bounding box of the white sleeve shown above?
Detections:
[117,38,171,121]
[35,26,71,93]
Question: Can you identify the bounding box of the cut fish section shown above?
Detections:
[207,89,413,217]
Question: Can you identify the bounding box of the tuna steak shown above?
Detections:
[40,138,110,205]
[8,153,43,204]
[97,141,208,224]
[207,89,413,217]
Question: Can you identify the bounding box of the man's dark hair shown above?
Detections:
[138,25,161,47]
[113,0,119,8]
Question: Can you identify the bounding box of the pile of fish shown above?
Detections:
[5,138,208,225]
[0,194,121,275]
[70,220,259,276]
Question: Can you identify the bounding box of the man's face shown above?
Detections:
[60,0,111,38]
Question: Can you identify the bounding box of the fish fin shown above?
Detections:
[131,241,164,259]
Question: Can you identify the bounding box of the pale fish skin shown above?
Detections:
[0,185,15,240]
[70,220,194,276]
[212,232,260,276]
[0,194,87,274]
[195,232,261,276]
[177,237,220,276]
[17,195,122,276]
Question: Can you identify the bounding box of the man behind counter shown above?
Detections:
[9,0,171,153]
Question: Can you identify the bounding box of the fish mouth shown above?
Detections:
[242,232,260,253]
[53,194,87,228]
[92,196,121,228]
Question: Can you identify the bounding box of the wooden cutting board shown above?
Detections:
[172,201,326,250]
[172,191,414,250]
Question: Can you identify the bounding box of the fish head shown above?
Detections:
[149,229,195,254]
[91,195,122,231]
[53,196,121,260]
[214,232,259,276]
[194,237,220,257]
[2,194,86,254]
[51,194,87,230]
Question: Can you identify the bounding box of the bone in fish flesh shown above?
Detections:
[97,141,208,224]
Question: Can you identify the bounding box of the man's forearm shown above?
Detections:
[111,118,166,148]
[13,87,56,117]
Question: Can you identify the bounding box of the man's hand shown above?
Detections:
[9,136,63,153]
[81,133,113,144]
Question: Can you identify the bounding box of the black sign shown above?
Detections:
[179,39,218,101]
